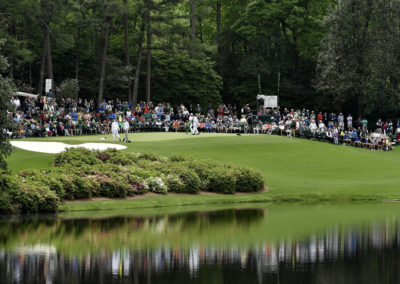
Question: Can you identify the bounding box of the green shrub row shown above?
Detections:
[0,148,265,213]
[0,169,61,213]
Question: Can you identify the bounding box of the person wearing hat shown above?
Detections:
[290,118,297,138]
[123,119,130,142]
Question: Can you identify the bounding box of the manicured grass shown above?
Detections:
[6,132,400,211]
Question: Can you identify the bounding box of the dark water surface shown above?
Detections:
[1,203,400,283]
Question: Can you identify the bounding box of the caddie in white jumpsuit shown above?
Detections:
[111,120,121,141]
[191,115,200,135]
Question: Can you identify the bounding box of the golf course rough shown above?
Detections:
[5,132,400,212]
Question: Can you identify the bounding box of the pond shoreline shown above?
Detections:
[60,190,388,212]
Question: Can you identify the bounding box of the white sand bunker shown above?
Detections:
[10,141,127,154]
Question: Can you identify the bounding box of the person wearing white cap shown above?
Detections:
[123,119,130,142]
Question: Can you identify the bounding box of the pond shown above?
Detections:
[1,203,400,283]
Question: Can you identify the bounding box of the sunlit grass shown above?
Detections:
[7,132,400,209]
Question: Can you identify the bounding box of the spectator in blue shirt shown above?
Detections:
[108,113,116,121]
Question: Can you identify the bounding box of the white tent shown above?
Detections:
[14,91,38,99]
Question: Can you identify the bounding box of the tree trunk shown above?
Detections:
[98,18,111,105]
[190,0,196,57]
[9,21,16,79]
[132,18,145,107]
[145,7,152,103]
[355,0,372,117]
[45,23,54,92]
[38,29,48,95]
[199,17,203,43]
[75,26,80,81]
[123,0,132,103]
[29,63,32,87]
[338,0,342,9]
[216,0,221,72]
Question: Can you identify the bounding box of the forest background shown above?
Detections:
[1,0,400,120]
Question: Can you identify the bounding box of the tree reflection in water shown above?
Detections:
[0,208,399,283]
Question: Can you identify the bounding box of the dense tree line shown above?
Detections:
[317,0,400,120]
[1,0,400,119]
[0,40,15,169]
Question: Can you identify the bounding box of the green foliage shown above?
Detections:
[169,154,187,162]
[13,183,60,213]
[137,152,167,162]
[77,164,132,198]
[96,149,138,165]
[233,167,264,192]
[0,44,15,170]
[22,171,66,198]
[0,169,19,192]
[0,170,19,213]
[181,160,219,190]
[221,0,334,108]
[56,174,89,200]
[123,171,149,195]
[167,164,201,194]
[0,0,340,114]
[56,78,80,99]
[2,148,266,213]
[54,148,102,167]
[206,167,236,194]
[316,0,400,118]
[70,175,94,199]
[145,177,168,194]
[151,51,222,106]
[0,191,12,213]
[48,166,97,199]
[164,174,185,193]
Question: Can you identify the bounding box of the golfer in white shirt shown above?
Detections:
[123,119,130,142]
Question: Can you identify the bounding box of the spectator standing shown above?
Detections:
[338,113,344,128]
[290,119,296,138]
[362,118,368,131]
[376,119,383,133]
[347,114,353,130]
[195,104,202,115]
[317,112,323,122]
[309,120,318,135]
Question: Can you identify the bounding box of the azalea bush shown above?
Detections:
[233,167,265,193]
[145,177,168,194]
[0,149,265,213]
[206,167,236,194]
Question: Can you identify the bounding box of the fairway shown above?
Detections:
[7,133,400,203]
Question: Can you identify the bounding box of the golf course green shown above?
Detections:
[6,133,400,211]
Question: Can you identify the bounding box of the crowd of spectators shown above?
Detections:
[7,95,399,151]
[259,108,396,151]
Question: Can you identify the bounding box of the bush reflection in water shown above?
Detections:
[0,208,400,283]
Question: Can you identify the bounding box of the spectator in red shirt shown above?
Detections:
[317,112,323,122]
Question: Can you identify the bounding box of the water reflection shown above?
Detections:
[0,207,400,283]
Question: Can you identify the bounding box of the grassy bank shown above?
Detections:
[7,133,400,211]
[60,191,386,212]
[3,202,400,255]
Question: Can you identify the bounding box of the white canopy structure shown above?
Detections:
[14,91,39,99]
